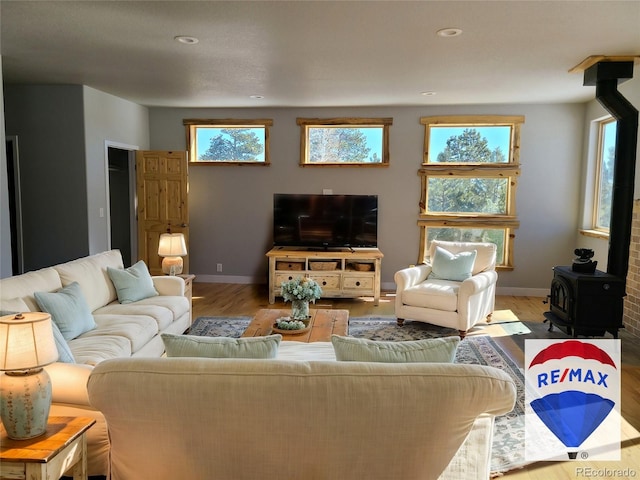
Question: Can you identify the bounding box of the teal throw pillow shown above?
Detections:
[429,246,477,281]
[162,333,282,359]
[50,321,75,363]
[331,335,460,363]
[107,260,158,304]
[35,282,96,341]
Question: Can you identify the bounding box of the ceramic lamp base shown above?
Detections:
[0,368,52,440]
[162,257,184,276]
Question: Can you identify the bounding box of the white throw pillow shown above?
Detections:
[331,335,460,363]
[162,333,282,359]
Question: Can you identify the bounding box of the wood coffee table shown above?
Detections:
[242,309,349,342]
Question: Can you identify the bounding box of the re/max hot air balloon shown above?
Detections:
[528,340,617,459]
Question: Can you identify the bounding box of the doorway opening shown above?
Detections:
[107,145,137,267]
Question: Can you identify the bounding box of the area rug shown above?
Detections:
[189,315,526,475]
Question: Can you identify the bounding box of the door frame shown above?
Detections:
[104,140,139,262]
[6,135,24,274]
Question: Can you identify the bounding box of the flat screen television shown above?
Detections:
[273,194,378,248]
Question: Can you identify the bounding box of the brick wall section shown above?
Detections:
[623,199,640,338]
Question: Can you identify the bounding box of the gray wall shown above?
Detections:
[0,57,11,278]
[1,85,149,274]
[4,85,89,271]
[149,103,586,293]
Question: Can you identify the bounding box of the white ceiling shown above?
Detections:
[1,0,639,108]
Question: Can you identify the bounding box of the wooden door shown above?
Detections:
[136,151,189,275]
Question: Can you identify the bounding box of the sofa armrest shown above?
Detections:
[458,270,498,297]
[394,263,431,291]
[44,362,94,406]
[152,275,185,296]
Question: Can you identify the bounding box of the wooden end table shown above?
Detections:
[242,309,349,342]
[0,416,95,480]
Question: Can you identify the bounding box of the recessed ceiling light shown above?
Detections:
[436,28,463,38]
[174,35,199,45]
[421,91,437,96]
[249,95,264,99]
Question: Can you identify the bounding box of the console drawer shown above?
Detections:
[343,275,374,290]
[308,274,341,289]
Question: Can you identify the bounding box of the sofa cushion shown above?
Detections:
[402,280,459,311]
[107,261,158,304]
[88,315,159,354]
[0,267,62,312]
[93,303,175,330]
[429,246,477,282]
[68,335,132,366]
[0,297,30,315]
[35,282,97,341]
[54,250,123,312]
[331,335,460,363]
[130,296,189,320]
[162,333,282,359]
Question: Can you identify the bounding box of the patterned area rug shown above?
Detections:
[189,315,526,475]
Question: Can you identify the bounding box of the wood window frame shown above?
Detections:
[184,119,273,165]
[592,117,616,233]
[296,117,392,167]
[418,115,524,269]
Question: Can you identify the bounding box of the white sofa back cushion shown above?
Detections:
[429,240,497,275]
[0,267,62,312]
[54,250,124,312]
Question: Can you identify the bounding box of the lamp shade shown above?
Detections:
[158,233,187,257]
[0,312,59,371]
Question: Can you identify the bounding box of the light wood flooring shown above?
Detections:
[192,283,640,479]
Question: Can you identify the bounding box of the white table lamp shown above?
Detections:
[0,312,59,439]
[158,233,187,275]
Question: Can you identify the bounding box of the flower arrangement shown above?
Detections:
[280,276,322,303]
[275,318,307,330]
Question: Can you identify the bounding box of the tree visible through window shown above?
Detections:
[418,116,524,269]
[297,118,392,166]
[184,119,273,165]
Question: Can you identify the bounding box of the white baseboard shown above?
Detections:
[196,276,549,298]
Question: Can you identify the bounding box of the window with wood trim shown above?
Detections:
[184,119,273,165]
[593,117,616,232]
[296,118,392,166]
[418,115,524,269]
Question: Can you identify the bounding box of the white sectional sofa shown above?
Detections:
[0,250,190,476]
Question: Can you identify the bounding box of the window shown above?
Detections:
[593,118,617,232]
[296,117,392,166]
[184,119,273,165]
[418,115,524,269]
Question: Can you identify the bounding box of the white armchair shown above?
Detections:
[394,240,498,337]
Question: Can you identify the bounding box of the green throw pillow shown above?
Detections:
[107,260,158,304]
[162,333,282,359]
[35,282,96,341]
[429,246,477,282]
[331,335,460,363]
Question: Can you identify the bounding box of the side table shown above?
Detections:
[0,416,95,480]
[178,273,196,325]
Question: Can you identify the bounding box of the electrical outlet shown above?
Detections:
[217,263,223,272]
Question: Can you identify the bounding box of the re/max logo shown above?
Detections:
[537,368,609,388]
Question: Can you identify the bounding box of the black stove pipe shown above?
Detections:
[584,61,639,283]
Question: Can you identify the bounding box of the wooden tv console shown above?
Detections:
[266,247,383,306]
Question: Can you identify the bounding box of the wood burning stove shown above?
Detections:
[544,266,624,338]
[544,59,638,338]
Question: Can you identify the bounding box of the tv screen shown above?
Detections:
[273,194,378,248]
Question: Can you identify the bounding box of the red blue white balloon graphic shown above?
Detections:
[525,339,620,460]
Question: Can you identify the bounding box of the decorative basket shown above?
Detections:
[276,261,303,271]
[353,263,373,272]
[309,261,338,271]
